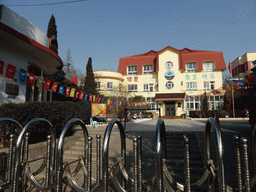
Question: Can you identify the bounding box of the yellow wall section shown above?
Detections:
[158,49,180,93]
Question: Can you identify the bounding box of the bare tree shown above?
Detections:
[63,48,77,76]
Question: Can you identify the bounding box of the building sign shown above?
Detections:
[165,71,175,80]
[5,83,19,96]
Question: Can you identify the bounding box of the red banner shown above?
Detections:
[89,94,93,102]
[66,86,71,96]
[5,64,16,79]
[27,73,36,85]
[44,79,52,90]
[79,91,84,100]
[51,82,58,92]
[74,90,80,99]
[95,95,99,103]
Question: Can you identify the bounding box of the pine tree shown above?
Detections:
[47,15,58,54]
[84,57,98,95]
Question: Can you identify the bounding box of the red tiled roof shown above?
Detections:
[118,46,226,74]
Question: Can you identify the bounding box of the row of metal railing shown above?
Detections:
[0,117,255,191]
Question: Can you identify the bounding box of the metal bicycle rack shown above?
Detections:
[0,117,255,191]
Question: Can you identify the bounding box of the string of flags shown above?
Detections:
[1,62,256,104]
[0,63,148,107]
[185,77,254,99]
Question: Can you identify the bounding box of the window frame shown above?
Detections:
[203,61,214,71]
[96,82,101,90]
[143,65,153,74]
[186,82,197,90]
[185,63,196,72]
[107,82,113,90]
[143,83,154,92]
[184,96,201,111]
[204,81,215,90]
[127,66,137,75]
[128,84,138,92]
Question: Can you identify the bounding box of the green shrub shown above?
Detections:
[0,101,86,143]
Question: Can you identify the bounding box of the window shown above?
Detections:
[185,63,196,72]
[96,82,100,89]
[128,66,137,75]
[143,65,153,74]
[208,95,224,110]
[128,84,137,92]
[185,96,201,111]
[107,82,113,90]
[186,82,197,90]
[251,61,256,69]
[165,61,173,69]
[203,62,214,71]
[166,81,174,89]
[143,84,153,92]
[204,81,215,90]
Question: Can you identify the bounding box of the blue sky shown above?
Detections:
[2,0,256,79]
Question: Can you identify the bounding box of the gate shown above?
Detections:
[0,117,255,191]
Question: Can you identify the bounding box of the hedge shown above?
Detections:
[0,101,87,143]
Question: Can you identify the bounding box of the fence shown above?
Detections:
[0,117,255,191]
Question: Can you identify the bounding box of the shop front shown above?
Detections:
[155,93,185,118]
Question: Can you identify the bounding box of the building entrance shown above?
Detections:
[165,102,175,116]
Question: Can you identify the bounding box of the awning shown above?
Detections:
[155,93,185,101]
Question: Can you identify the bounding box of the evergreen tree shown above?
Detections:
[201,92,208,117]
[47,15,58,54]
[84,57,98,95]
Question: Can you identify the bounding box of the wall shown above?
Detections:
[158,49,180,93]
[0,43,48,105]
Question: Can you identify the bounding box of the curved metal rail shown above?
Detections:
[56,118,88,192]
[204,117,226,191]
[155,118,166,191]
[0,118,22,190]
[12,118,56,192]
[102,118,126,192]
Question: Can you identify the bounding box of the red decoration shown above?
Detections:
[44,79,52,90]
[66,86,71,96]
[5,64,16,79]
[89,94,93,102]
[95,96,99,103]
[51,82,58,92]
[228,60,232,74]
[70,75,78,85]
[0,61,4,75]
[27,73,36,85]
[110,99,114,105]
[79,91,85,100]
[75,90,80,99]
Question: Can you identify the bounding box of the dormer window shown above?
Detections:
[203,62,214,71]
[127,66,137,75]
[185,63,196,72]
[143,65,153,74]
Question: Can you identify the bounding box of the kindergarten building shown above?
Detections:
[0,5,63,105]
[96,46,227,117]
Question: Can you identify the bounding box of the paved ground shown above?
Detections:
[71,118,255,190]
